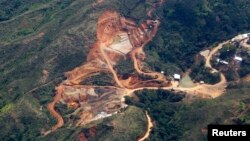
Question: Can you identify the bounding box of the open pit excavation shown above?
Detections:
[45,10,171,135]
[45,5,247,140]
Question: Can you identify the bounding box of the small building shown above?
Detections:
[231,33,250,42]
[173,74,181,80]
[220,60,229,65]
[216,58,221,63]
[161,71,164,74]
[200,81,205,84]
[242,33,249,38]
[234,56,243,62]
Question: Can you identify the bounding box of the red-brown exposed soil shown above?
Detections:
[78,132,88,141]
[45,1,233,140]
[45,9,169,135]
[147,0,165,17]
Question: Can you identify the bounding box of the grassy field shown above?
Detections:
[0,103,14,117]
[179,74,196,88]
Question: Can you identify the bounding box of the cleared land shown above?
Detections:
[44,1,248,140]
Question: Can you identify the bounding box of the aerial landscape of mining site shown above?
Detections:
[0,0,250,141]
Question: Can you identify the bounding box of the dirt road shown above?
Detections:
[138,111,153,141]
[131,48,166,82]
[45,85,64,135]
[99,43,125,88]
[45,5,237,139]
[126,39,230,98]
[205,41,229,72]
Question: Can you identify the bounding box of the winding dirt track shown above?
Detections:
[44,86,64,136]
[128,39,230,98]
[45,0,235,140]
[138,111,153,141]
[205,41,229,72]
[129,20,167,82]
[45,9,166,135]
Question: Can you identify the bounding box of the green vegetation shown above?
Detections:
[42,106,146,141]
[80,72,114,86]
[224,69,237,81]
[190,61,220,84]
[127,82,250,141]
[219,43,237,60]
[0,0,76,44]
[240,59,250,77]
[17,28,35,36]
[0,0,52,21]
[82,106,146,141]
[238,48,250,77]
[115,58,135,76]
[126,89,185,141]
[0,95,52,141]
[31,83,56,105]
[0,103,14,116]
[146,0,250,71]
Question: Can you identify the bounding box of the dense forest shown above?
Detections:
[126,89,186,140]
[146,0,250,73]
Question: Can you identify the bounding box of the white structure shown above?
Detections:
[200,81,205,84]
[217,58,229,65]
[93,112,112,121]
[234,56,243,62]
[173,74,181,80]
[220,60,229,65]
[121,104,128,109]
[231,33,250,42]
[161,71,164,74]
[243,33,249,38]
